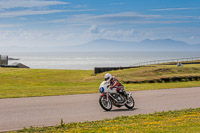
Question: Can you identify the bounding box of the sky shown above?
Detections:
[0,0,200,51]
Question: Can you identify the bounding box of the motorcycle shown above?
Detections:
[99,81,135,111]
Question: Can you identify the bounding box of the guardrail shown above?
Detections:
[133,57,200,66]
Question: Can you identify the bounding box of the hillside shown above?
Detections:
[65,38,200,51]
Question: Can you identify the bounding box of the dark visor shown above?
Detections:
[105,77,109,81]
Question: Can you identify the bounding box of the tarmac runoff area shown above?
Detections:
[0,87,200,132]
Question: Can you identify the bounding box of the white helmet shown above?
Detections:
[104,73,113,82]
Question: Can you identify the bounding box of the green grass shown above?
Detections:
[103,64,200,83]
[16,108,200,133]
[1,64,200,98]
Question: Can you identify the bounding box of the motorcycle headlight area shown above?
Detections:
[99,87,104,93]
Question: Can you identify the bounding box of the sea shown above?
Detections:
[5,51,200,70]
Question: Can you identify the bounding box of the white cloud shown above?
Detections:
[98,12,161,19]
[83,25,136,42]
[0,30,32,41]
[165,15,200,20]
[18,17,28,20]
[75,4,88,8]
[45,19,66,23]
[0,29,88,47]
[52,12,198,25]
[0,9,97,18]
[139,20,198,24]
[0,0,71,18]
[88,25,101,33]
[0,9,69,18]
[100,29,135,41]
[64,12,162,25]
[111,3,124,5]
[0,24,19,28]
[151,8,193,11]
[0,0,69,9]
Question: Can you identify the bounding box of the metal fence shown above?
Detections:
[0,55,8,65]
[132,57,200,67]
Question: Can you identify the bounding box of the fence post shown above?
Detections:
[6,56,8,65]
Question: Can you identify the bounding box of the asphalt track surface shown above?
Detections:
[0,87,200,132]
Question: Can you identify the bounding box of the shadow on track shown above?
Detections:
[108,108,138,112]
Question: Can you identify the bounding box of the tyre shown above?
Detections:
[99,96,112,111]
[125,96,135,109]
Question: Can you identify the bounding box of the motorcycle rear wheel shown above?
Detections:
[125,96,135,109]
[99,96,112,111]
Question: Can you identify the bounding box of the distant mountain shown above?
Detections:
[65,38,200,51]
[137,38,190,51]
[62,39,136,51]
[1,38,200,52]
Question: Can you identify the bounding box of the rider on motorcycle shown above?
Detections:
[104,73,127,97]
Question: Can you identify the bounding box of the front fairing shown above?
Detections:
[99,81,117,93]
[99,81,108,93]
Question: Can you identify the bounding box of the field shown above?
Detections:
[17,108,200,133]
[1,64,200,98]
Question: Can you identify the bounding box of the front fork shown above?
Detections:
[101,93,110,102]
[127,93,132,102]
[107,93,109,102]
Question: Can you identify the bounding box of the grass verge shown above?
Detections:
[1,64,200,98]
[16,108,200,133]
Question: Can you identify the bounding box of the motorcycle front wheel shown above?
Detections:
[125,96,135,109]
[99,96,112,111]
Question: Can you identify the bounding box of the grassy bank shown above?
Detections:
[17,108,200,132]
[1,64,200,98]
